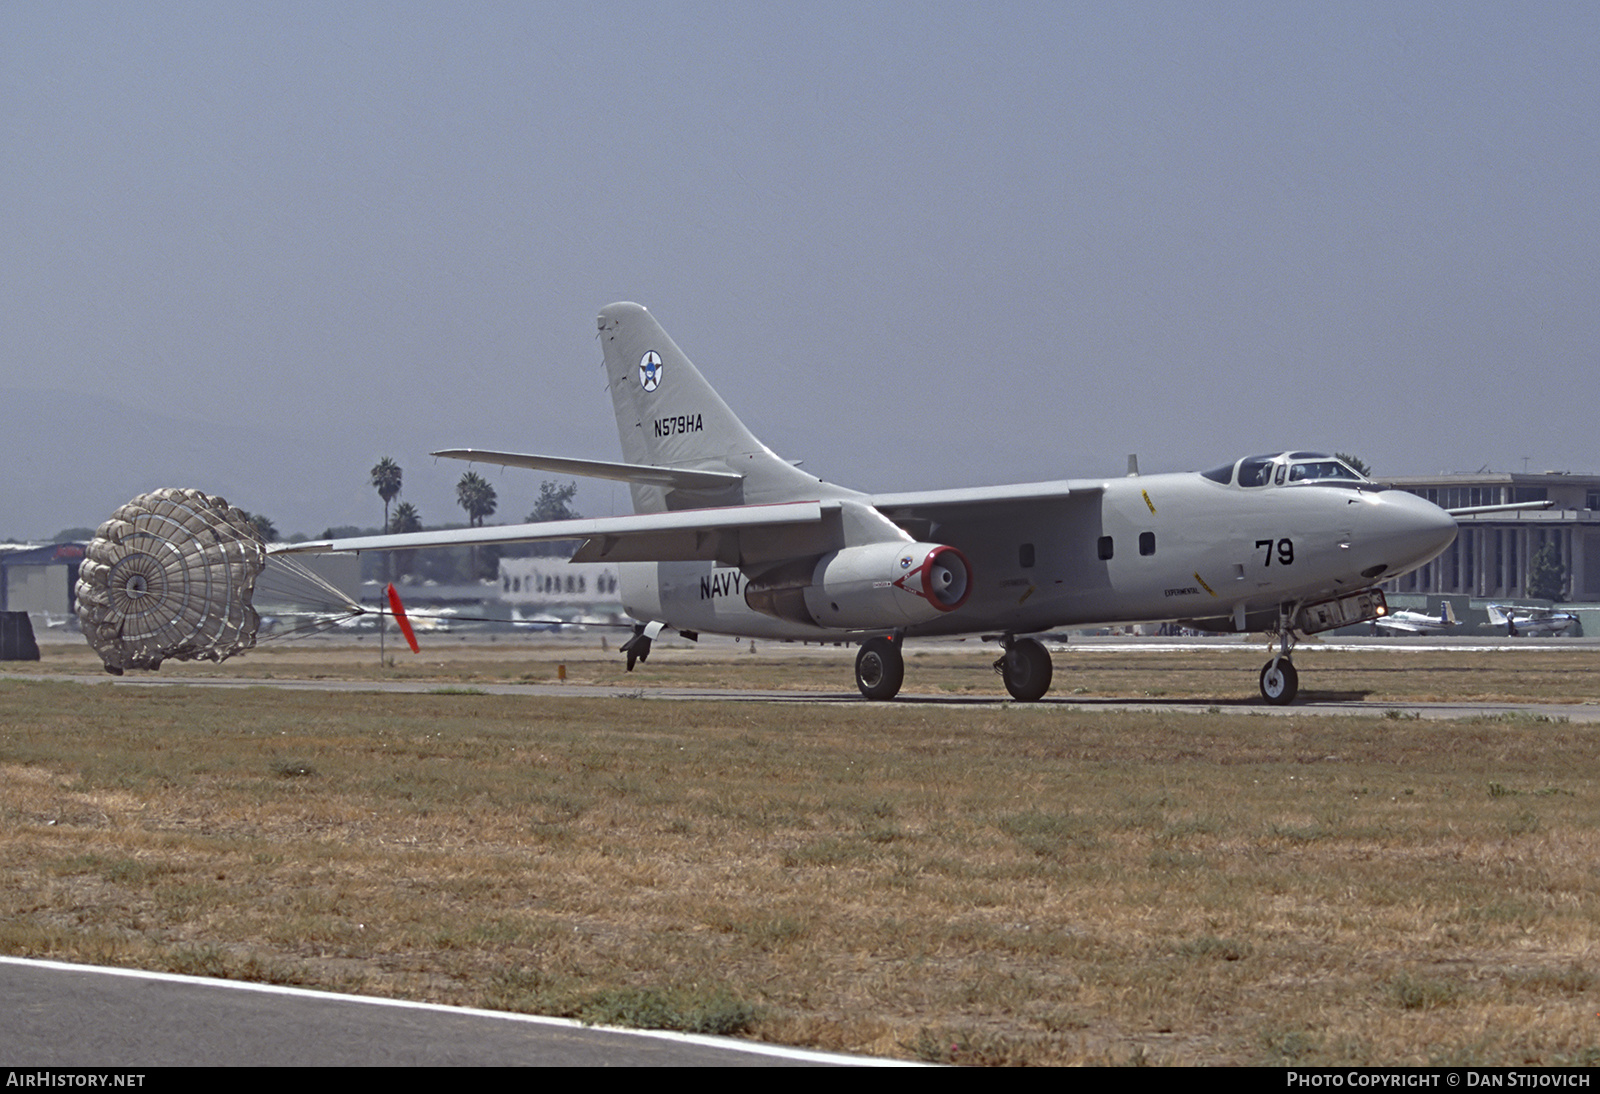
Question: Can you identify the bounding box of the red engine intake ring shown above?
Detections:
[896,544,972,612]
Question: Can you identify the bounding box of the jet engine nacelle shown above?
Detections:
[745,542,972,630]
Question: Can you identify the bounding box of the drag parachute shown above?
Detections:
[76,489,267,674]
[78,490,463,674]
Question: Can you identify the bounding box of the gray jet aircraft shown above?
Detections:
[279,303,1460,704]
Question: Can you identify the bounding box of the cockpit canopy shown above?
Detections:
[1200,452,1369,488]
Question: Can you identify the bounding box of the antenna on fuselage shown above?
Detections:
[1126,454,1140,477]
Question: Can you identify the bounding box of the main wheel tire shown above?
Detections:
[1001,637,1054,702]
[855,637,905,701]
[1259,659,1299,705]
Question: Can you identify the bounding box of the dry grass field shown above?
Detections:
[3,639,1598,1065]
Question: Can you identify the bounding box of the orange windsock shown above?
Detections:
[386,583,420,653]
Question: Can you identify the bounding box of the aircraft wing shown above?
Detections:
[271,501,827,566]
[432,448,743,492]
[274,479,1107,570]
[869,480,1105,518]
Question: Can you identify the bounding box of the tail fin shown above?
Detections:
[597,302,819,513]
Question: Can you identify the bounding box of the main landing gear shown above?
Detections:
[853,633,1058,702]
[854,636,905,700]
[993,635,1053,702]
[1259,605,1300,706]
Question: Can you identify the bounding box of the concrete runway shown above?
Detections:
[31,679,1600,723]
[16,654,1600,723]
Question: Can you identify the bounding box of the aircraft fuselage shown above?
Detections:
[621,470,1456,641]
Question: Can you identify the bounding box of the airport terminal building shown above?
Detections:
[1378,471,1600,600]
[497,558,626,623]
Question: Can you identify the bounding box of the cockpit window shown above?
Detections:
[1199,452,1369,488]
[1237,455,1277,488]
[1288,459,1361,483]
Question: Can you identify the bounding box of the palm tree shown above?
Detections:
[370,457,403,533]
[370,457,403,586]
[456,472,498,580]
[391,502,423,534]
[390,502,423,580]
[456,471,497,527]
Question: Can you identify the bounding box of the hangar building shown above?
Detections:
[1378,471,1600,600]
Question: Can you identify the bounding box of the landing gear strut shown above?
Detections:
[1259,605,1300,705]
[994,635,1053,702]
[855,636,904,701]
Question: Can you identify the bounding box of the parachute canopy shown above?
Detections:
[76,489,266,675]
[78,489,394,674]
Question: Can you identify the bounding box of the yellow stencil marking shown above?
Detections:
[1142,489,1156,515]
[1193,572,1217,597]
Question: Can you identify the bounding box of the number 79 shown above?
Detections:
[1256,538,1295,566]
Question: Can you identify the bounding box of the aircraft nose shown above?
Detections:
[1368,490,1457,575]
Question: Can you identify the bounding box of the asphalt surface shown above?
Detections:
[15,660,1600,723]
[0,957,892,1067]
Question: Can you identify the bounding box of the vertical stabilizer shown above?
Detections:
[597,302,821,513]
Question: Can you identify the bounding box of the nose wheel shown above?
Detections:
[1259,659,1298,704]
[1259,603,1300,705]
[855,636,905,701]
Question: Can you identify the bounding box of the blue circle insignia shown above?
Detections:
[638,351,663,392]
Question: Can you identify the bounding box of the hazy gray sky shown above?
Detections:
[4,2,1596,540]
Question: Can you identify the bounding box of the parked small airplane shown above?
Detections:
[1374,600,1462,636]
[1486,603,1579,637]
[278,303,1461,704]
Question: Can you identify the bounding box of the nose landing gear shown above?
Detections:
[1259,658,1299,704]
[1260,604,1300,705]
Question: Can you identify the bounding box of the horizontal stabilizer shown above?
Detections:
[432,449,743,492]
